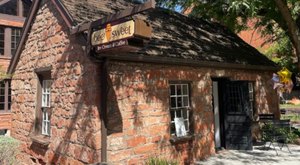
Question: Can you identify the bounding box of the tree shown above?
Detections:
[157,0,300,71]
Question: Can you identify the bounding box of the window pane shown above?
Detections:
[170,85,175,95]
[0,103,4,110]
[170,110,175,121]
[170,123,176,135]
[184,121,189,131]
[170,97,176,108]
[177,97,182,107]
[183,96,189,107]
[0,96,4,102]
[177,85,182,95]
[176,109,182,118]
[182,84,188,95]
[183,109,188,119]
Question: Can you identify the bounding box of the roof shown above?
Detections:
[131,9,276,66]
[59,0,275,67]
[60,0,134,25]
[8,0,277,74]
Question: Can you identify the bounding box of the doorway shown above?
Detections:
[212,78,253,150]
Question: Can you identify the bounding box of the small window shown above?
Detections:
[41,80,51,136]
[11,28,21,56]
[169,83,191,137]
[0,26,4,55]
[0,80,11,112]
[35,70,52,136]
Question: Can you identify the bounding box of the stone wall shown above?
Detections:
[11,1,101,164]
[105,62,278,164]
[10,0,279,164]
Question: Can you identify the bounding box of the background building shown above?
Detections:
[0,0,30,135]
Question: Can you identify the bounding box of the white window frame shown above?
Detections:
[169,83,190,137]
[41,80,51,136]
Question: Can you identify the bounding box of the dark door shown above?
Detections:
[222,81,253,150]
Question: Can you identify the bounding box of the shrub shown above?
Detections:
[146,157,178,165]
[0,136,20,165]
[261,123,298,143]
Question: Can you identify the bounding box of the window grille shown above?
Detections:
[169,83,190,137]
[11,28,21,56]
[41,80,51,135]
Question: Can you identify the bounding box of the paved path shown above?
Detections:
[195,144,300,165]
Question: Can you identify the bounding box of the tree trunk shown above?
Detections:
[274,0,300,71]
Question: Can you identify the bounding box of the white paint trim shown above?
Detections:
[213,81,221,148]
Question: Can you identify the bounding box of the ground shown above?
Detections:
[195,144,300,165]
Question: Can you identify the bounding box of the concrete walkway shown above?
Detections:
[195,144,300,165]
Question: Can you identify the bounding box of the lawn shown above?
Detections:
[280,104,300,109]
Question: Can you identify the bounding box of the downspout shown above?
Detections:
[100,58,108,163]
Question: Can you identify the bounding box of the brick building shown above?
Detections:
[8,0,280,164]
[0,0,30,135]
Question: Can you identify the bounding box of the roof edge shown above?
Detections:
[51,0,75,28]
[97,53,279,71]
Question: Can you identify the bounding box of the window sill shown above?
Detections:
[170,135,194,144]
[30,134,51,147]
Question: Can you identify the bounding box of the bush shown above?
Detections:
[261,123,298,143]
[146,157,178,165]
[0,136,20,165]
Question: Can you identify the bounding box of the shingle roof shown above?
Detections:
[59,0,277,67]
[60,0,134,25]
[133,9,276,66]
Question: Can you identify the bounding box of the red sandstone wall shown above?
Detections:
[106,62,278,164]
[11,1,101,164]
[10,1,279,165]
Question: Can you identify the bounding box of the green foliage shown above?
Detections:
[265,36,297,72]
[146,157,179,165]
[157,0,300,69]
[261,123,298,143]
[0,136,20,165]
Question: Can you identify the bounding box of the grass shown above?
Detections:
[280,104,300,109]
[281,113,300,122]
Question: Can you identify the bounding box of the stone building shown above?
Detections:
[8,0,279,164]
[0,0,30,135]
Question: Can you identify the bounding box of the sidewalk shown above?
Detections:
[195,144,300,165]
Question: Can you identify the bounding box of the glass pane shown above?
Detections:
[182,84,188,95]
[170,111,175,121]
[183,109,188,119]
[183,96,189,107]
[184,121,189,131]
[177,97,182,107]
[0,103,4,110]
[170,97,176,108]
[0,96,4,102]
[0,88,4,95]
[170,85,175,95]
[177,85,182,95]
[170,123,176,134]
[176,109,182,117]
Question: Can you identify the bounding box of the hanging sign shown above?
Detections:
[91,19,152,52]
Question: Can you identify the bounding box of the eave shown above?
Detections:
[0,13,25,27]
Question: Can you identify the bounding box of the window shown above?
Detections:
[35,70,52,136]
[11,28,21,56]
[0,80,11,112]
[41,80,51,136]
[169,83,191,137]
[0,26,4,55]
